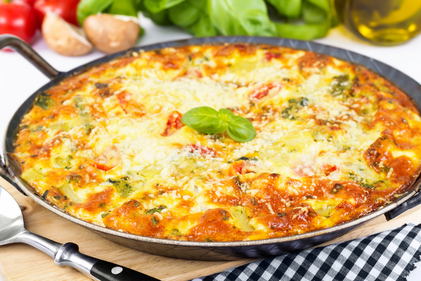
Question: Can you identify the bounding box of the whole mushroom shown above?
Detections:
[83,14,140,54]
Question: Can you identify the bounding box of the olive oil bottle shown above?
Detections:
[334,0,421,45]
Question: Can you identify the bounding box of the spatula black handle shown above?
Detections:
[54,242,159,281]
[91,260,160,281]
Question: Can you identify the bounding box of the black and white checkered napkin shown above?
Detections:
[194,224,421,281]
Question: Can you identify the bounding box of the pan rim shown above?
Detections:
[4,35,421,248]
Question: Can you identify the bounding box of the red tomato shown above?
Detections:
[34,0,79,26]
[0,1,38,44]
[16,0,36,6]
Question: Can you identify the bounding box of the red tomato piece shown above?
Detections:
[323,164,339,176]
[162,111,184,136]
[187,144,217,158]
[117,91,145,117]
[93,146,120,171]
[249,82,282,100]
[265,52,281,61]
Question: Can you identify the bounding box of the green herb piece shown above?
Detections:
[205,238,213,242]
[101,212,110,218]
[330,75,351,97]
[151,216,159,225]
[108,177,133,198]
[35,93,55,110]
[331,183,343,194]
[52,155,73,170]
[74,95,85,110]
[67,174,82,184]
[84,123,95,135]
[282,97,310,119]
[181,106,256,143]
[277,212,286,217]
[145,205,167,215]
[236,156,258,161]
[170,229,182,236]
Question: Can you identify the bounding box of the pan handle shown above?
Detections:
[385,191,421,220]
[0,35,60,79]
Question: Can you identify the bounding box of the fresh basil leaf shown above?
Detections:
[217,108,235,123]
[226,115,256,143]
[181,107,228,135]
[275,21,330,40]
[182,107,256,142]
[303,0,329,24]
[168,1,201,28]
[207,0,277,36]
[266,0,302,18]
[77,0,113,26]
[170,0,217,36]
[189,15,218,36]
[139,2,173,26]
[107,0,139,17]
[143,0,186,13]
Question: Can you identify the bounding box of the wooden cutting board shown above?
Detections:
[1,179,421,281]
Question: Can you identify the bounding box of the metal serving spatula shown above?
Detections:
[0,185,159,281]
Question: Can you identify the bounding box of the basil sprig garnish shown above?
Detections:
[181,107,256,143]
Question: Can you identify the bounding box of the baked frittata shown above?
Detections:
[13,44,421,241]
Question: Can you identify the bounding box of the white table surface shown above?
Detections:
[0,15,420,280]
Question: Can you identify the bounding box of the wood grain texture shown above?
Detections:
[0,180,420,281]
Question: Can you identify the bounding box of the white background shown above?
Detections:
[0,15,420,280]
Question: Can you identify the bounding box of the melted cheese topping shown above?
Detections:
[13,44,421,242]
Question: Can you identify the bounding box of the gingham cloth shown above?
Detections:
[194,224,421,281]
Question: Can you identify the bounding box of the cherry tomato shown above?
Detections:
[34,0,80,26]
[0,1,38,44]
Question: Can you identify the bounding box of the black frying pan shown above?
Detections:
[1,34,420,261]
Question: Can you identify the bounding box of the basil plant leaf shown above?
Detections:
[189,14,219,37]
[107,0,139,17]
[168,0,201,28]
[207,0,277,36]
[266,0,302,19]
[143,0,186,13]
[77,0,113,26]
[181,106,228,135]
[182,107,256,142]
[303,0,329,24]
[139,1,173,26]
[226,115,256,143]
[217,108,235,123]
[275,22,330,40]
